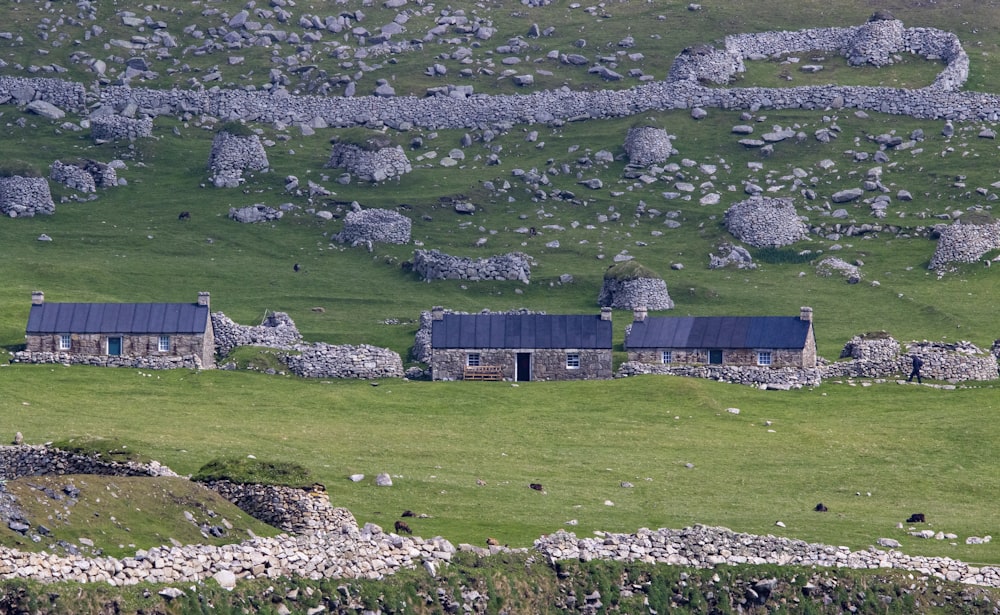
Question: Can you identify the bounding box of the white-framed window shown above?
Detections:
[158,335,171,352]
[566,353,580,369]
[661,350,672,364]
[59,334,71,350]
[757,350,772,366]
[467,353,481,367]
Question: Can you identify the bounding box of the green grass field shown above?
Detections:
[3,0,1000,571]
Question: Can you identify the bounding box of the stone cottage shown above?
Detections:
[624,307,817,368]
[20,291,216,369]
[429,307,613,381]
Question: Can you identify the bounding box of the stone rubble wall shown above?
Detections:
[228,204,283,223]
[533,526,1000,587]
[283,343,404,379]
[0,176,55,218]
[202,481,357,535]
[724,197,809,248]
[89,115,153,142]
[597,277,674,310]
[0,76,86,110]
[0,445,178,481]
[9,351,203,370]
[623,126,674,167]
[413,249,531,283]
[49,160,96,193]
[929,222,1000,270]
[616,362,822,388]
[335,207,411,246]
[824,336,998,381]
[326,143,412,182]
[208,132,269,188]
[212,311,303,357]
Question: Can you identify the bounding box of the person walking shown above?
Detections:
[907,354,924,384]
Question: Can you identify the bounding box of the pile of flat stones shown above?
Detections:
[724,197,809,248]
[283,343,404,379]
[616,362,822,388]
[0,177,55,217]
[228,204,282,223]
[326,143,412,182]
[623,126,674,167]
[89,115,153,142]
[208,132,269,188]
[708,242,755,269]
[212,311,303,357]
[0,444,177,482]
[597,277,674,310]
[413,249,532,283]
[49,160,118,193]
[335,206,411,246]
[816,257,861,283]
[928,222,1000,270]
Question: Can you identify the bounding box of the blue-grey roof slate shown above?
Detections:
[432,314,612,349]
[625,316,811,349]
[26,302,209,335]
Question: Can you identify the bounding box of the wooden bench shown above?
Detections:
[463,365,503,381]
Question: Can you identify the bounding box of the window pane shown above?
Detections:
[159,336,171,352]
[567,353,580,368]
[662,351,672,364]
[467,353,480,367]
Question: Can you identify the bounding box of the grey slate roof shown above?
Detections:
[625,316,811,349]
[26,302,209,335]
[431,314,612,349]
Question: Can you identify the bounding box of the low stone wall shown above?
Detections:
[0,176,55,218]
[0,445,178,480]
[9,351,203,370]
[824,336,997,381]
[212,311,303,357]
[202,481,357,535]
[597,277,673,310]
[208,131,269,188]
[335,206,411,246]
[0,76,86,110]
[49,161,96,193]
[283,343,404,379]
[326,143,411,182]
[929,222,1000,270]
[413,249,531,283]
[89,115,153,142]
[616,362,822,388]
[724,197,809,248]
[228,204,282,223]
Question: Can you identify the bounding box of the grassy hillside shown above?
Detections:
[2,0,1000,576]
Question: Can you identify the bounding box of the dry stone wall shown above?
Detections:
[413,249,531,283]
[724,197,809,248]
[335,206,411,246]
[824,335,997,381]
[283,343,404,379]
[208,131,269,188]
[89,115,153,142]
[212,311,303,357]
[203,481,357,535]
[929,222,1000,270]
[0,445,177,481]
[9,351,203,370]
[623,126,674,167]
[326,143,411,182]
[597,277,673,310]
[0,76,85,110]
[616,362,822,388]
[0,177,55,217]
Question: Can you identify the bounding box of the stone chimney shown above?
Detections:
[198,292,211,308]
[31,291,44,305]
[600,307,613,321]
[800,306,813,322]
[431,306,444,321]
[633,306,647,322]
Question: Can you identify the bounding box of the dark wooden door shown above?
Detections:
[516,353,531,381]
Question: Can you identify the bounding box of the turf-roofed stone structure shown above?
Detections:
[624,307,816,369]
[429,307,613,381]
[17,291,215,369]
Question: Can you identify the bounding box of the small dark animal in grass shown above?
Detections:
[401,510,415,518]
[907,513,926,523]
[486,537,500,547]
[529,483,544,492]
[178,211,191,220]
[293,263,300,272]
[814,503,828,512]
[528,226,537,237]
[394,520,412,534]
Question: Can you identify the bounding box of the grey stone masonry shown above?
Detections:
[49,160,117,194]
[228,204,282,223]
[0,76,85,110]
[616,362,822,388]
[0,444,178,481]
[335,206,411,246]
[823,334,997,381]
[212,311,303,357]
[623,126,674,167]
[283,343,404,379]
[208,131,269,188]
[0,177,55,217]
[597,277,673,310]
[326,143,412,182]
[202,481,357,535]
[724,197,809,248]
[10,351,204,370]
[89,115,153,142]
[929,222,1000,271]
[413,249,531,283]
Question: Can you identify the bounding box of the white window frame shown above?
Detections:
[566,352,581,369]
[661,350,672,364]
[466,353,481,367]
[59,334,71,350]
[158,335,171,352]
[757,350,772,366]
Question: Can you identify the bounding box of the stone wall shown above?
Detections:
[49,161,96,193]
[212,311,303,357]
[326,143,411,182]
[0,176,55,217]
[10,351,205,370]
[335,206,411,246]
[89,115,153,142]
[431,348,612,381]
[823,335,997,381]
[0,445,178,481]
[202,481,357,535]
[228,204,282,223]
[413,249,531,283]
[284,343,404,379]
[724,197,809,248]
[928,222,1000,271]
[208,131,269,188]
[0,76,86,111]
[623,126,674,167]
[616,361,822,388]
[597,277,673,310]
